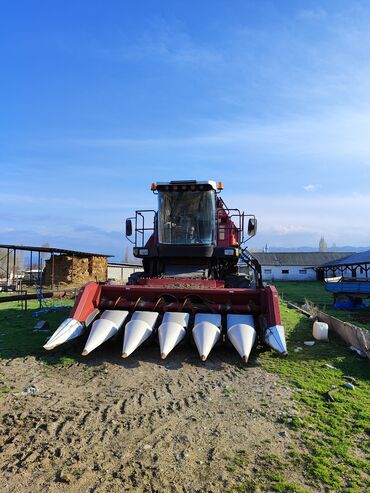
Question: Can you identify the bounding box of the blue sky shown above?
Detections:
[1,0,370,259]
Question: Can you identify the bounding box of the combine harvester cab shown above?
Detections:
[45,180,287,361]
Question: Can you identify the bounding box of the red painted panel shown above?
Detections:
[69,279,283,327]
[99,284,263,305]
[263,285,282,326]
[71,282,101,322]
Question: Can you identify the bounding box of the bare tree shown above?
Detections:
[124,246,131,263]
[0,248,25,282]
[40,242,50,267]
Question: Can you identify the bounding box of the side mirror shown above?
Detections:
[125,219,133,237]
[248,218,257,237]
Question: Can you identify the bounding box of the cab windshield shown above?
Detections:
[158,190,215,245]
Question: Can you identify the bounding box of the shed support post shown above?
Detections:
[13,249,16,285]
[30,251,33,285]
[6,248,10,287]
[51,252,55,289]
[38,251,41,309]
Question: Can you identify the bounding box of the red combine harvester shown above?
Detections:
[44,180,287,362]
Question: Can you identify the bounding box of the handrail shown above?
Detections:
[133,210,156,248]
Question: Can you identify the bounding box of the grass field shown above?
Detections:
[274,281,370,331]
[0,299,74,363]
[0,292,369,491]
[257,303,370,492]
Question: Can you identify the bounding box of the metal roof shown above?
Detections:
[322,250,370,267]
[252,252,352,267]
[108,261,142,267]
[0,244,112,257]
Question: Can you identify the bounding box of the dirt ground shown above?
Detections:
[0,345,312,493]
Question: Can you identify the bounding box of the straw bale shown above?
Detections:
[43,254,107,285]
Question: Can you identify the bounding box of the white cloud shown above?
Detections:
[89,20,222,68]
[271,225,313,236]
[303,184,321,192]
[229,192,370,247]
[0,192,139,212]
[298,8,327,21]
[37,106,370,168]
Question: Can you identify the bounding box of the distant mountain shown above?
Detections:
[335,246,370,252]
[252,246,370,253]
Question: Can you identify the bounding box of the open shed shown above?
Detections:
[319,250,370,279]
[0,244,111,289]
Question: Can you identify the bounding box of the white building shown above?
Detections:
[250,252,351,282]
[107,262,142,283]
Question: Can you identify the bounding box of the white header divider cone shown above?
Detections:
[227,314,256,363]
[122,311,159,358]
[192,313,222,361]
[82,310,129,355]
[264,325,288,356]
[158,312,189,359]
[43,318,84,350]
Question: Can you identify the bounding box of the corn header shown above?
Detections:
[44,180,287,362]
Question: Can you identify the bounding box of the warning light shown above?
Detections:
[217,181,224,190]
[151,182,157,191]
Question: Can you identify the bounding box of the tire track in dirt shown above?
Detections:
[0,354,314,493]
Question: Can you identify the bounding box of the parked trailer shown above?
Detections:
[325,278,370,307]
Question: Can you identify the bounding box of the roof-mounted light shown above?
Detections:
[217,181,224,190]
[156,181,217,191]
[151,182,157,191]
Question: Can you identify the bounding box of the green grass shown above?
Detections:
[0,299,76,364]
[274,281,333,306]
[227,450,311,492]
[222,385,236,396]
[258,303,370,492]
[274,281,370,331]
